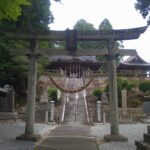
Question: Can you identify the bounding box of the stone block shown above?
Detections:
[16,133,41,141]
[135,141,150,150]
[104,134,128,142]
[0,112,18,120]
[148,126,150,134]
[144,134,150,144]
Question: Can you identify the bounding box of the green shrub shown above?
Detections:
[105,78,137,107]
[128,99,141,107]
[93,88,103,101]
[139,81,150,93]
[47,87,59,103]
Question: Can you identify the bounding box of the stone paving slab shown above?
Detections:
[0,122,149,150]
[34,124,99,150]
[35,136,99,150]
[0,122,56,150]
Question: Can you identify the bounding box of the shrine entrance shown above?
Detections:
[1,26,147,141]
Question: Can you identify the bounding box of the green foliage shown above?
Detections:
[128,99,141,108]
[139,81,150,93]
[93,88,103,101]
[73,19,95,30]
[0,0,30,21]
[17,0,53,30]
[135,0,150,25]
[105,78,136,107]
[0,0,60,106]
[73,19,99,49]
[0,0,55,31]
[47,87,59,103]
[99,18,112,30]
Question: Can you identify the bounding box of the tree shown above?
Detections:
[99,18,112,30]
[99,18,123,49]
[0,0,61,31]
[16,0,53,30]
[0,0,30,21]
[73,19,99,49]
[0,0,61,105]
[135,0,150,25]
[73,19,95,31]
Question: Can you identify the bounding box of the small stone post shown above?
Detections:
[49,101,55,122]
[103,112,106,124]
[122,89,127,115]
[97,101,102,122]
[7,86,15,112]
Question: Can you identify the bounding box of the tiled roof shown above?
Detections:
[49,55,98,63]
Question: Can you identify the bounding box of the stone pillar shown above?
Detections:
[107,39,119,135]
[97,101,101,122]
[25,39,38,135]
[122,89,127,115]
[104,39,127,142]
[16,39,40,141]
[49,101,55,122]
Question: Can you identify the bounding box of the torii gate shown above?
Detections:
[1,26,147,141]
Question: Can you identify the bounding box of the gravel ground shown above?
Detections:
[0,122,56,150]
[91,123,148,150]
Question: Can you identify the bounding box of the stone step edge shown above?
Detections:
[34,135,104,148]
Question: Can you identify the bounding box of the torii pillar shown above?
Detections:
[104,39,128,142]
[16,39,41,141]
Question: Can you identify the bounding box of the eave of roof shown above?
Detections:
[0,87,7,94]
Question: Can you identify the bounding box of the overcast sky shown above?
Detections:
[50,0,150,62]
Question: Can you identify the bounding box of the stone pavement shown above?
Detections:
[34,124,100,150]
[35,123,149,150]
[0,122,56,150]
[0,122,149,150]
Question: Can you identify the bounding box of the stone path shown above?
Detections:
[0,122,148,150]
[64,78,87,124]
[35,124,99,150]
[35,123,149,150]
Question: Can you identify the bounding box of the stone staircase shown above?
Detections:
[135,125,150,150]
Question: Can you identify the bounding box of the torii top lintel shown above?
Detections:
[2,26,148,41]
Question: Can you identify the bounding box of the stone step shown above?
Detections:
[34,136,99,150]
[135,140,150,150]
[144,134,150,144]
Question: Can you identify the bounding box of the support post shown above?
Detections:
[104,39,127,142]
[108,39,119,135]
[16,39,40,141]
